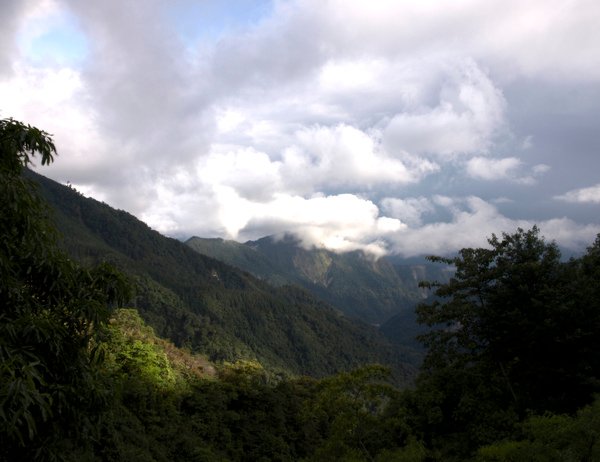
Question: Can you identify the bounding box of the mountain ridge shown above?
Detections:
[28,169,416,382]
[186,234,453,326]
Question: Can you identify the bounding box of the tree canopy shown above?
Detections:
[0,117,131,459]
[414,227,600,455]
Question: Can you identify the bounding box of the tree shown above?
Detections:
[0,117,131,460]
[301,365,417,461]
[414,227,600,455]
[476,396,600,461]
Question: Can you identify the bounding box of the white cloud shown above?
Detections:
[387,196,522,256]
[382,59,506,157]
[141,158,410,256]
[283,0,600,82]
[0,63,115,182]
[465,157,550,184]
[387,196,600,257]
[188,123,439,206]
[380,197,434,227]
[555,184,600,204]
[211,191,405,257]
[215,108,246,133]
[281,124,438,193]
[318,59,385,94]
[537,218,600,250]
[199,145,282,201]
[466,156,522,180]
[2,0,600,259]
[141,171,600,258]
[532,164,550,175]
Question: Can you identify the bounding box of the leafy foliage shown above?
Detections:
[413,227,600,459]
[476,396,600,461]
[0,118,131,460]
[301,365,409,461]
[0,118,56,173]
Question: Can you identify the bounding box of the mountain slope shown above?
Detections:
[29,170,415,382]
[186,234,451,325]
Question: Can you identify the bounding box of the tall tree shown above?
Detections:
[0,118,130,460]
[415,227,600,454]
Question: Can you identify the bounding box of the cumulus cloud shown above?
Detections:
[555,184,600,204]
[0,63,113,181]
[466,157,522,180]
[145,181,405,257]
[387,196,600,257]
[380,197,435,227]
[188,123,438,203]
[281,124,438,193]
[240,193,404,256]
[199,145,282,201]
[2,0,600,258]
[465,156,550,184]
[382,60,506,157]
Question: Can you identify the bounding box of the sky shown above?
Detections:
[2,0,600,257]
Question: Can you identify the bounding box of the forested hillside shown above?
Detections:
[186,235,452,325]
[3,118,600,461]
[27,169,416,380]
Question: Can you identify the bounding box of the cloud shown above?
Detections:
[386,196,600,257]
[301,0,600,82]
[478,0,600,81]
[380,197,435,227]
[2,0,600,259]
[141,167,600,258]
[184,123,439,209]
[0,63,111,178]
[0,0,33,75]
[382,59,506,157]
[532,164,550,175]
[555,184,600,204]
[466,156,522,180]
[199,145,282,201]
[240,193,405,256]
[281,124,438,193]
[144,182,406,257]
[465,156,550,184]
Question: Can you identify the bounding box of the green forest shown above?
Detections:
[2,117,600,461]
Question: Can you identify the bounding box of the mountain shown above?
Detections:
[28,170,415,382]
[186,234,454,326]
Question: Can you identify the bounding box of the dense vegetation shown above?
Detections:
[30,170,415,381]
[2,118,600,460]
[413,227,600,459]
[186,235,450,325]
[0,118,131,459]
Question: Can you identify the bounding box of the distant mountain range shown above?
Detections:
[186,235,454,326]
[29,170,424,383]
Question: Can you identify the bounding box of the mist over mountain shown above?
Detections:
[28,169,418,381]
[186,234,453,326]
